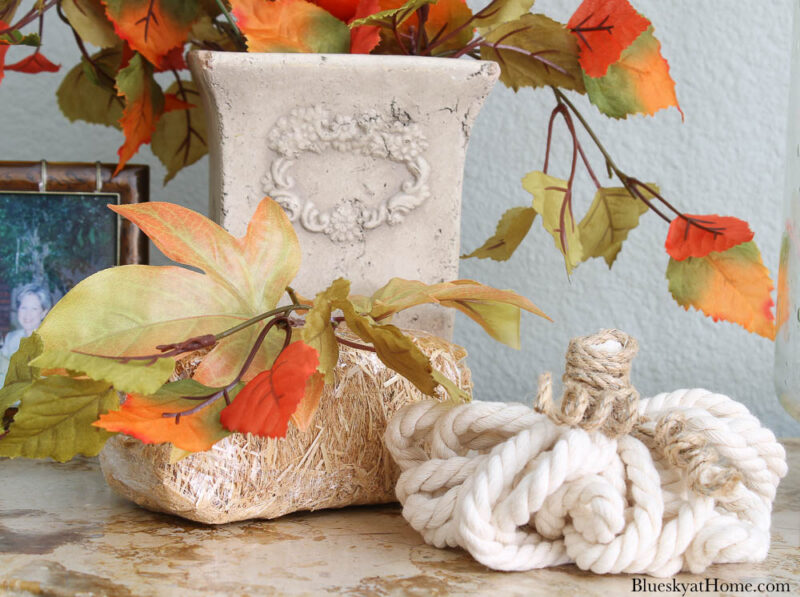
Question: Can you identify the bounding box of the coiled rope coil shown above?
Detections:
[385,330,787,576]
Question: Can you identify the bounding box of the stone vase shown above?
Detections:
[188,51,499,339]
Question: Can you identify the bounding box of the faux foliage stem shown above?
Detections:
[213,304,311,341]
[214,0,247,51]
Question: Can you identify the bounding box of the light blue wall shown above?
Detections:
[1,0,798,435]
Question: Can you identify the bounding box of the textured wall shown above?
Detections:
[1,0,798,435]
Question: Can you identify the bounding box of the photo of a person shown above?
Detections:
[0,191,119,384]
[0,283,51,383]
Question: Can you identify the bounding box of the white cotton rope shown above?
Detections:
[384,330,788,577]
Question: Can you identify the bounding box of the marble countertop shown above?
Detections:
[0,440,797,597]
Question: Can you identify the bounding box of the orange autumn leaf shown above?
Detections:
[349,0,381,54]
[231,0,350,53]
[5,51,60,73]
[568,0,649,77]
[665,214,754,261]
[291,371,325,432]
[94,388,231,452]
[220,341,319,438]
[115,53,164,175]
[101,0,201,68]
[666,241,775,339]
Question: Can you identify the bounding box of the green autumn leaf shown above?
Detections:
[62,0,119,48]
[578,186,651,268]
[151,79,208,183]
[30,350,175,395]
[349,0,437,28]
[57,47,124,128]
[462,206,536,261]
[522,171,583,274]
[0,376,118,462]
[339,302,437,395]
[0,333,42,413]
[0,30,40,46]
[666,241,775,339]
[480,14,584,93]
[301,278,350,383]
[475,0,535,32]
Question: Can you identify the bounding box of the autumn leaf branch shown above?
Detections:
[550,86,723,239]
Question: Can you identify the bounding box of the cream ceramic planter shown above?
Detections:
[188,52,499,339]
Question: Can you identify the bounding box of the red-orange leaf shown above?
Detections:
[665,214,754,261]
[163,92,193,113]
[220,342,319,438]
[568,0,650,78]
[101,0,201,69]
[94,389,231,452]
[0,25,8,85]
[349,0,381,54]
[5,51,60,73]
[114,53,165,175]
[315,0,360,21]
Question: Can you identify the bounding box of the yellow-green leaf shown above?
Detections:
[0,376,118,462]
[432,370,470,403]
[462,206,536,261]
[30,350,175,395]
[301,278,350,383]
[338,302,437,395]
[578,186,651,268]
[0,334,42,413]
[56,46,123,128]
[475,0,534,33]
[349,0,436,28]
[62,0,119,48]
[36,198,302,390]
[522,171,583,274]
[366,278,548,349]
[480,14,584,93]
[151,79,208,183]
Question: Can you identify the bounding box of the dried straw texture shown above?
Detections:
[99,330,471,524]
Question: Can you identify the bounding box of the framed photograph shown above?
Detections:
[0,161,149,381]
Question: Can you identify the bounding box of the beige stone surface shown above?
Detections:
[0,440,797,596]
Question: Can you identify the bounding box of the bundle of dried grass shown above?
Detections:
[99,330,471,524]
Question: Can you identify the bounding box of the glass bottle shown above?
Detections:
[775,0,800,422]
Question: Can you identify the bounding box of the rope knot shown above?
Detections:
[536,329,640,438]
[651,412,742,497]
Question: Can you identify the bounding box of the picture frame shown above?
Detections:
[0,161,149,382]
